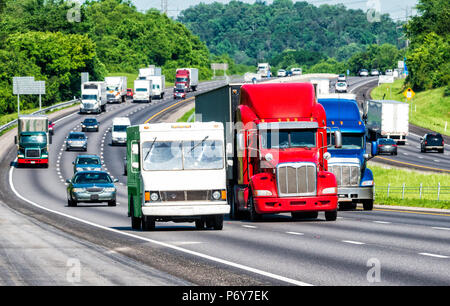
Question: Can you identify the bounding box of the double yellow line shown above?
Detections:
[144,97,195,124]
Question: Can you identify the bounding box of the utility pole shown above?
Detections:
[161,0,168,15]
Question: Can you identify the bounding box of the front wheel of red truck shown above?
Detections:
[248,194,262,222]
[325,210,337,221]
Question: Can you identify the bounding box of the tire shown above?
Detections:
[362,200,374,211]
[142,216,155,231]
[108,200,116,207]
[248,194,262,222]
[325,210,337,221]
[68,198,77,207]
[229,189,246,220]
[195,219,205,230]
[212,215,224,230]
[130,197,141,230]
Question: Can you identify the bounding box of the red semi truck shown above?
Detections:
[195,83,340,221]
[174,68,199,98]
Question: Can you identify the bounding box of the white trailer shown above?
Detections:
[139,65,162,78]
[366,100,409,144]
[80,82,107,114]
[257,63,270,77]
[133,79,152,103]
[244,72,262,83]
[126,122,230,231]
[310,78,330,97]
[146,75,165,99]
[176,68,199,91]
[105,76,127,103]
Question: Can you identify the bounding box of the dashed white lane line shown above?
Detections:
[419,253,449,259]
[286,232,304,236]
[242,225,257,229]
[432,227,450,231]
[342,240,365,245]
[373,221,392,224]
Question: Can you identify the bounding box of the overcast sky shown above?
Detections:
[132,0,418,21]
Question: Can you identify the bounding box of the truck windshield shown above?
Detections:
[328,133,364,149]
[142,140,224,171]
[135,88,147,92]
[261,130,316,149]
[176,77,188,82]
[107,86,118,91]
[82,95,97,100]
[113,125,128,132]
[20,135,46,144]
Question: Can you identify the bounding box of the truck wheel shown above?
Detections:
[362,200,374,211]
[108,200,116,207]
[68,198,77,207]
[325,210,337,221]
[130,197,141,230]
[248,194,262,222]
[212,215,224,230]
[142,216,155,231]
[195,219,205,230]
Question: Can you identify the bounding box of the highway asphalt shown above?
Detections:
[3,77,449,286]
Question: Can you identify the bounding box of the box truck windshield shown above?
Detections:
[261,130,316,149]
[82,94,97,100]
[142,140,224,171]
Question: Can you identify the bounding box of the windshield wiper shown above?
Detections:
[144,137,157,161]
[189,136,209,153]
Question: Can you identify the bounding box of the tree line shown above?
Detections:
[0,0,212,115]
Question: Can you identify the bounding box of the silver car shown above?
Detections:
[66,132,88,151]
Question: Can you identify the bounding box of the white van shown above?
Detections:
[112,117,131,146]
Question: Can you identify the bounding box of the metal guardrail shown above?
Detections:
[0,99,79,133]
[375,184,450,201]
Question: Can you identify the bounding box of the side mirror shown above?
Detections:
[14,136,17,145]
[72,161,75,165]
[66,179,71,184]
[334,130,342,149]
[363,153,369,160]
[113,179,119,183]
[371,141,378,157]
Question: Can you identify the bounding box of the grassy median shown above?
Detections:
[371,79,450,136]
[370,163,450,209]
[177,108,195,122]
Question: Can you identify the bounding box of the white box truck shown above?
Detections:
[310,78,330,97]
[80,82,107,114]
[133,79,152,103]
[146,75,165,99]
[139,65,162,78]
[126,122,229,231]
[365,100,409,145]
[105,76,127,103]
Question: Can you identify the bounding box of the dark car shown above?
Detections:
[421,133,444,153]
[73,155,102,173]
[66,132,88,151]
[81,118,99,132]
[48,120,55,135]
[377,138,397,155]
[66,171,118,207]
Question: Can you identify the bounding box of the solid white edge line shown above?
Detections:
[419,253,449,259]
[432,227,450,231]
[8,111,313,287]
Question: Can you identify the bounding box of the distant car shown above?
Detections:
[285,70,293,77]
[337,74,347,82]
[291,68,302,76]
[359,69,369,77]
[385,69,393,76]
[421,133,444,153]
[66,132,88,151]
[126,88,133,99]
[112,117,131,146]
[48,121,55,135]
[73,155,102,173]
[371,69,380,76]
[277,69,287,77]
[174,88,187,99]
[66,171,118,207]
[377,138,398,155]
[81,118,99,132]
[335,82,348,93]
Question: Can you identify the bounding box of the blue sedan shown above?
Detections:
[66,171,118,207]
[73,155,102,173]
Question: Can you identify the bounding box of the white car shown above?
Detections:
[335,82,348,93]
[337,74,346,82]
[277,69,287,77]
[359,69,369,77]
[291,68,302,76]
[385,69,393,76]
[371,69,380,76]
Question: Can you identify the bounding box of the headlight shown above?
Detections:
[322,187,337,195]
[150,193,159,201]
[73,188,86,192]
[104,187,116,192]
[212,191,221,200]
[361,180,374,186]
[254,190,273,197]
[76,167,84,172]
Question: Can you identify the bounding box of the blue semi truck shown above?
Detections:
[318,95,378,210]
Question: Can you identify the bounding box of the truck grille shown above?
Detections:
[25,149,41,158]
[329,164,360,187]
[160,191,210,202]
[277,163,316,197]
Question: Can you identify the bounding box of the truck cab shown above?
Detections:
[126,122,229,231]
[318,96,377,210]
[80,82,106,114]
[16,115,50,167]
